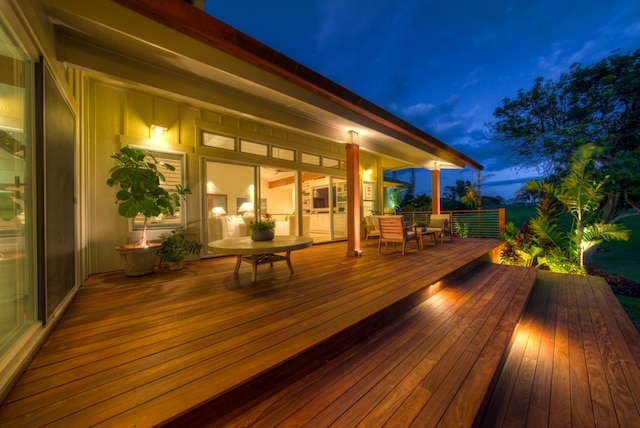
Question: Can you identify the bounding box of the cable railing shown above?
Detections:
[397,209,506,238]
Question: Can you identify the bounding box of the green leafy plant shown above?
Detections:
[250,213,276,233]
[106,146,190,247]
[504,144,630,273]
[455,221,469,238]
[415,220,428,228]
[390,189,403,211]
[157,229,202,265]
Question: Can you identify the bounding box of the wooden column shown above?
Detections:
[431,169,441,215]
[346,138,362,257]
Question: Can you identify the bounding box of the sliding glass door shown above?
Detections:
[204,159,348,248]
[204,161,256,250]
[0,22,36,357]
[302,175,347,243]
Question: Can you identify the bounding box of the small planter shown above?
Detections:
[165,260,184,271]
[157,229,202,271]
[251,230,274,241]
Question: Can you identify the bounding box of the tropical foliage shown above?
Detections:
[157,229,202,265]
[501,144,630,273]
[107,146,190,247]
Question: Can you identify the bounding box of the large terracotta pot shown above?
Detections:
[115,243,161,276]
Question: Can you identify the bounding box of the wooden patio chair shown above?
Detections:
[377,215,420,255]
[427,213,454,244]
[364,216,380,246]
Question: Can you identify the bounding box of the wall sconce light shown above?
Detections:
[364,168,373,176]
[150,124,168,137]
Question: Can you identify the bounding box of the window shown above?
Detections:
[323,157,340,169]
[202,131,236,150]
[240,139,268,156]
[272,146,295,161]
[131,148,186,230]
[301,152,320,165]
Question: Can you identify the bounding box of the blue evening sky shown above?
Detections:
[205,1,640,200]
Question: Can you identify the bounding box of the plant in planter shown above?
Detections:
[250,213,276,241]
[455,220,469,238]
[106,146,190,275]
[157,229,202,270]
[414,220,428,231]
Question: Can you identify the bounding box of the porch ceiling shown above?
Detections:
[42,0,482,172]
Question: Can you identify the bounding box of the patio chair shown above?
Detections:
[377,215,420,256]
[427,213,454,244]
[364,216,381,245]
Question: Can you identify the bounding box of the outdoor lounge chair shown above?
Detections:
[377,215,420,255]
[364,216,380,245]
[427,213,454,244]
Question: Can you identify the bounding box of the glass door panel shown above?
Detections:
[332,178,347,240]
[0,24,36,355]
[259,167,296,236]
[204,161,255,252]
[301,174,347,243]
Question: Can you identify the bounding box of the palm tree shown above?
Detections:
[524,144,629,271]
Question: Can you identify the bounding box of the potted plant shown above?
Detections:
[414,220,428,231]
[157,229,202,271]
[250,213,276,241]
[455,220,469,238]
[106,146,190,276]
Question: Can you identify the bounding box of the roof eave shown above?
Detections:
[110,0,483,171]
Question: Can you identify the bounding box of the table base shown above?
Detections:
[416,230,438,249]
[235,251,293,282]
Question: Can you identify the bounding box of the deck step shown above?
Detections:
[481,271,640,427]
[170,262,537,427]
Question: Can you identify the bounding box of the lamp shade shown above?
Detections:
[238,201,254,215]
[212,207,226,216]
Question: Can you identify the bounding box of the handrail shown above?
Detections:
[396,209,506,238]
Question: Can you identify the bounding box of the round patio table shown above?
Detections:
[208,236,313,282]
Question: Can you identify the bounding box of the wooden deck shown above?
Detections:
[1,238,639,427]
[218,262,537,427]
[482,270,640,427]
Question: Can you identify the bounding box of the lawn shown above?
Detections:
[592,215,640,332]
[504,205,536,229]
[504,205,640,331]
[591,214,640,283]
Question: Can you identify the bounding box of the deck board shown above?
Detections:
[0,239,501,427]
[3,237,639,428]
[221,262,537,428]
[483,269,640,427]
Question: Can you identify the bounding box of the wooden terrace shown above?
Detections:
[1,238,640,427]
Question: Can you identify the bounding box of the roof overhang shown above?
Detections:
[41,0,483,172]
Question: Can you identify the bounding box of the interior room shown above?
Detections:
[204,161,348,249]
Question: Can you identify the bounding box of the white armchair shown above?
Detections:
[208,215,247,242]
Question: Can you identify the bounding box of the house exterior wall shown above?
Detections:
[0,0,82,403]
[84,76,356,274]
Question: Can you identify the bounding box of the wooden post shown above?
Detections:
[431,169,441,215]
[346,136,362,257]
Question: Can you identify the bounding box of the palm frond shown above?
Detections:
[529,216,569,252]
